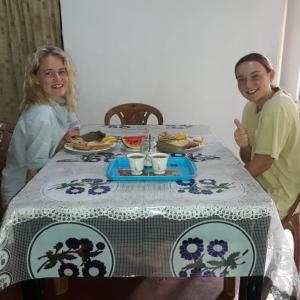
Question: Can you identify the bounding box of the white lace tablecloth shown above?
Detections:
[0,125,298,299]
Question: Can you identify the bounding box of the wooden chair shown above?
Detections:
[222,193,300,299]
[0,121,15,217]
[104,103,163,125]
[281,193,300,271]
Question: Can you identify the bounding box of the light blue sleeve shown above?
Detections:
[67,112,80,130]
[25,119,54,170]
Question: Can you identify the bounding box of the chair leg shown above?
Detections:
[21,279,45,300]
[217,277,235,299]
[290,214,300,272]
[53,277,68,295]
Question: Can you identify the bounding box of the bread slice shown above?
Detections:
[70,137,113,151]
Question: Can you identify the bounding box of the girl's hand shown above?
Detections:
[62,128,80,143]
[56,128,80,152]
[234,119,249,147]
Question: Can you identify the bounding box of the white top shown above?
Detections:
[1,102,80,205]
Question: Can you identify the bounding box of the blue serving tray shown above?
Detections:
[107,156,197,181]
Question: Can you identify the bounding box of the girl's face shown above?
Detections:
[235,61,275,107]
[33,55,69,101]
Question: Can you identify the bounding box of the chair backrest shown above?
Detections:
[0,121,15,216]
[281,193,300,272]
[282,193,300,226]
[104,103,163,125]
[0,121,15,172]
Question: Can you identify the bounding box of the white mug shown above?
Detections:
[150,152,169,175]
[127,153,146,175]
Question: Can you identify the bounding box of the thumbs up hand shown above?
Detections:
[234,118,249,147]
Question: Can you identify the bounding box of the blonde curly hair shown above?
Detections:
[20,45,78,111]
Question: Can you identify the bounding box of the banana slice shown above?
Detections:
[100,136,117,143]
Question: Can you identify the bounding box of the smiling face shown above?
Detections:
[235,61,275,108]
[33,55,69,101]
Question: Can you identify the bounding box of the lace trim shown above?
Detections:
[5,206,271,225]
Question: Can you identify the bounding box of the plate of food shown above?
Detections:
[156,131,203,153]
[121,135,148,152]
[64,136,117,154]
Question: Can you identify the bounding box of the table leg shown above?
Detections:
[21,279,45,300]
[238,276,264,300]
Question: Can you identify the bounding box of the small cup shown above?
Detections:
[127,153,146,175]
[150,152,169,175]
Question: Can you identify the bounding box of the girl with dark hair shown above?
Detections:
[234,52,300,218]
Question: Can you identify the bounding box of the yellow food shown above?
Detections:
[100,136,117,143]
[175,132,187,140]
[170,139,190,147]
[70,137,114,151]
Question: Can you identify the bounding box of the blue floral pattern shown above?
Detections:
[81,153,122,163]
[50,178,111,196]
[178,237,248,277]
[179,237,204,260]
[188,153,220,162]
[176,178,233,194]
[207,240,228,257]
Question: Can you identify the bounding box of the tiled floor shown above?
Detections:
[0,277,237,300]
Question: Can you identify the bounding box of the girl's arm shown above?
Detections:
[26,169,38,182]
[240,145,252,163]
[56,128,80,152]
[245,154,273,177]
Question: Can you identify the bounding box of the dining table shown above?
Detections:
[0,124,299,300]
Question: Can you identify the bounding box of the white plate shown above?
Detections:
[182,144,203,153]
[64,142,116,154]
[156,136,203,153]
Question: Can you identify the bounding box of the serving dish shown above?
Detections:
[107,156,197,181]
[64,141,116,154]
[156,139,202,154]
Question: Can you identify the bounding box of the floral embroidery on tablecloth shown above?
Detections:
[0,250,9,272]
[178,238,248,277]
[170,221,256,278]
[27,223,115,278]
[187,153,220,162]
[81,153,122,163]
[49,178,111,196]
[170,153,220,162]
[37,238,107,277]
[0,273,11,289]
[176,179,233,194]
